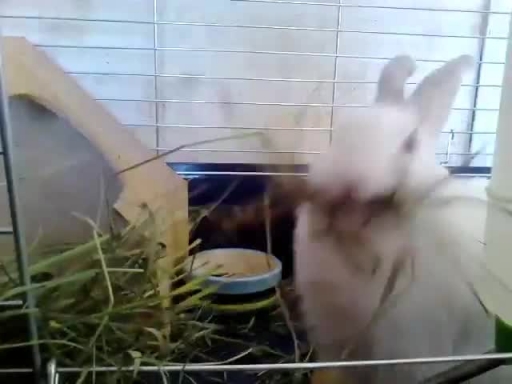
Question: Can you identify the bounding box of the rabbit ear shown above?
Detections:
[408,55,474,134]
[375,55,416,104]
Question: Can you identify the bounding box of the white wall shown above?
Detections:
[0,0,510,166]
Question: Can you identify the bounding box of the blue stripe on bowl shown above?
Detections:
[186,248,282,295]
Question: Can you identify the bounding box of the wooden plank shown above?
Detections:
[0,36,188,308]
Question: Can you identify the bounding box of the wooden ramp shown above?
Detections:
[0,36,188,304]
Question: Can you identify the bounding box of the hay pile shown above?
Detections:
[0,204,311,384]
[0,131,316,383]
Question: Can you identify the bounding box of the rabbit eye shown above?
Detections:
[403,130,417,154]
[368,192,397,212]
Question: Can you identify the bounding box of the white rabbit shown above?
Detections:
[294,54,512,383]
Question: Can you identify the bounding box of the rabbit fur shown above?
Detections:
[294,54,511,383]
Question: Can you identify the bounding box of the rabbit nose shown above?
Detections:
[337,185,360,203]
[344,185,359,200]
[307,182,362,208]
[322,185,361,210]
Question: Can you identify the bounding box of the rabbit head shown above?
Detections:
[305,54,474,231]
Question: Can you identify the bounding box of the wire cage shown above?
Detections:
[1,0,512,383]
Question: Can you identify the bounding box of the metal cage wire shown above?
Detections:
[0,0,509,170]
[1,0,512,382]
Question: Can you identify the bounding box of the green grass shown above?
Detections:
[0,206,311,384]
